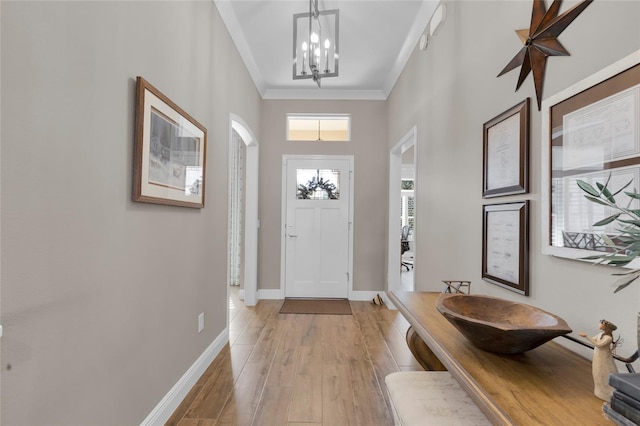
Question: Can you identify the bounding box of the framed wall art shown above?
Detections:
[482,201,529,295]
[541,50,640,262]
[482,98,530,198]
[133,76,207,208]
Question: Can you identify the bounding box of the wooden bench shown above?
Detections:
[385,371,491,425]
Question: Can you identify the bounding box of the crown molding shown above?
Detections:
[213,0,266,95]
[262,88,387,101]
[215,0,437,101]
[381,0,438,96]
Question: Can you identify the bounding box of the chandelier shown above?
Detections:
[293,0,339,88]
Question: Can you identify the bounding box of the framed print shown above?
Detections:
[133,76,207,208]
[541,50,640,262]
[482,201,529,295]
[482,98,530,198]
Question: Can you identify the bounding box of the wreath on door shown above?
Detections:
[297,176,339,200]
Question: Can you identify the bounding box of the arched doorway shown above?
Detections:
[228,114,259,306]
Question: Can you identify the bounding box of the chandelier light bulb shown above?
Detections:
[310,32,319,44]
[300,41,308,75]
[323,39,331,73]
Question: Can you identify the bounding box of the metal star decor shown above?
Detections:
[498,0,593,110]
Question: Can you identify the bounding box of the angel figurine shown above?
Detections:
[579,319,620,401]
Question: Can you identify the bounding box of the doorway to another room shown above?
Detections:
[227,115,259,307]
[400,165,415,291]
[388,126,416,293]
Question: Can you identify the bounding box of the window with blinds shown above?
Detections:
[552,170,639,250]
[401,180,415,232]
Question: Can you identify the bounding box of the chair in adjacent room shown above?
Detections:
[401,225,413,271]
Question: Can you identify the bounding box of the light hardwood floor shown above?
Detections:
[400,268,414,292]
[166,288,423,425]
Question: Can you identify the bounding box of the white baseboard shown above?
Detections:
[382,292,397,310]
[349,290,385,301]
[255,288,386,302]
[140,328,229,425]
[258,288,285,299]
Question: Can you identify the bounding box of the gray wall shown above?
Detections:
[1,1,260,424]
[259,100,388,293]
[388,0,640,359]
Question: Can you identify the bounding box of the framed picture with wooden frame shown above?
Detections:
[541,50,640,263]
[133,76,207,208]
[482,201,529,295]
[482,98,530,198]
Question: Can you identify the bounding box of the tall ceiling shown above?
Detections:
[214,0,439,100]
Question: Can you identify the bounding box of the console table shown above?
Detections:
[388,291,609,425]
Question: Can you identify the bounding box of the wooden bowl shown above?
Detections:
[436,293,572,354]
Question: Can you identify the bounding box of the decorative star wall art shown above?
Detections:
[498,0,593,110]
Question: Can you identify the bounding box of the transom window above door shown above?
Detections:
[287,114,351,142]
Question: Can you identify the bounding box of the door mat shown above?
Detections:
[279,298,352,315]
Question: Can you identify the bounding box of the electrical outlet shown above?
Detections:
[198,313,204,333]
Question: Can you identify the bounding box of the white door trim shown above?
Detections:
[388,126,417,298]
[229,114,259,307]
[280,155,354,299]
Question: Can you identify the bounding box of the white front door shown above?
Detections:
[283,156,352,298]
